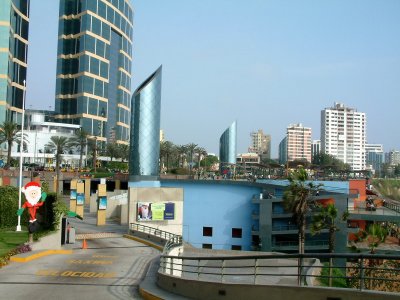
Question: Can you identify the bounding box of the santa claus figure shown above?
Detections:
[17,182,47,233]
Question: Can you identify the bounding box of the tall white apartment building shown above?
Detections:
[286,123,312,163]
[321,103,366,171]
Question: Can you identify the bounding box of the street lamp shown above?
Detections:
[16,80,26,232]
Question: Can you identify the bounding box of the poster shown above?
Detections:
[137,202,175,221]
[70,190,77,200]
[137,202,152,221]
[99,196,107,210]
[76,193,84,205]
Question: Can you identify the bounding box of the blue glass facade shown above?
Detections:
[0,0,30,124]
[219,121,237,171]
[129,66,162,181]
[55,0,133,145]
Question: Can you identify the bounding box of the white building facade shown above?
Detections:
[321,103,366,171]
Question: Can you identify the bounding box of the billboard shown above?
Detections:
[137,202,175,221]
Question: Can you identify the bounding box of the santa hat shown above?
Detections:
[23,181,41,191]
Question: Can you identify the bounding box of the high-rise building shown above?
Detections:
[321,102,366,171]
[365,144,384,173]
[249,129,271,159]
[278,137,287,165]
[129,66,162,182]
[311,139,321,161]
[55,0,133,145]
[0,0,30,124]
[219,121,237,171]
[285,123,312,163]
[386,150,400,166]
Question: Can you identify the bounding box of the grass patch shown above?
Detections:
[0,230,29,256]
[318,262,348,288]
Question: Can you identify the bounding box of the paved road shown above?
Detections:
[0,206,161,300]
[0,237,159,299]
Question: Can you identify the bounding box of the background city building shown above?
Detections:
[249,129,271,160]
[286,123,312,163]
[0,0,30,124]
[321,102,366,171]
[311,139,321,161]
[278,136,287,165]
[129,66,162,182]
[54,0,133,145]
[365,144,384,174]
[385,149,400,166]
[219,121,237,173]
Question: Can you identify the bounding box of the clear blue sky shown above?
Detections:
[26,0,400,157]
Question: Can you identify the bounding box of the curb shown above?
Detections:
[10,249,73,263]
[123,234,164,251]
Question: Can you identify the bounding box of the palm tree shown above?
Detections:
[87,138,98,172]
[0,121,26,166]
[69,128,88,169]
[185,143,198,175]
[160,141,174,172]
[45,136,72,192]
[195,147,207,176]
[175,145,187,168]
[311,203,340,286]
[283,167,321,254]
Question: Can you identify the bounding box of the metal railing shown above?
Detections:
[129,223,182,245]
[159,252,400,293]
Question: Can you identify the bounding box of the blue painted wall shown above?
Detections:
[162,181,261,250]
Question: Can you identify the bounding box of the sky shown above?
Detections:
[26,0,400,157]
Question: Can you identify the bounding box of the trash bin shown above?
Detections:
[68,227,76,244]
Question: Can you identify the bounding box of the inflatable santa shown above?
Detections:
[17,181,47,233]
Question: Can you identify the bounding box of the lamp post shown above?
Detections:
[16,80,26,232]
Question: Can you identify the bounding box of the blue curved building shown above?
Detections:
[219,121,237,173]
[129,66,162,181]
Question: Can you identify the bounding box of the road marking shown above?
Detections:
[36,269,116,278]
[68,259,113,265]
[92,255,117,258]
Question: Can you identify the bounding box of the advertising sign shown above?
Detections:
[98,196,107,210]
[70,190,77,200]
[76,193,84,205]
[137,202,175,221]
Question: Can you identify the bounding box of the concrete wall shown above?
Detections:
[128,186,184,236]
[158,273,399,300]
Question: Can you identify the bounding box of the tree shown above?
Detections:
[105,142,119,162]
[117,144,129,162]
[0,121,26,167]
[175,145,187,168]
[311,203,343,286]
[45,136,72,192]
[87,138,98,172]
[283,168,321,254]
[195,147,207,168]
[160,141,174,172]
[202,155,219,170]
[185,143,198,175]
[69,128,88,169]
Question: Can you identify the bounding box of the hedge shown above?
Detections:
[0,186,28,228]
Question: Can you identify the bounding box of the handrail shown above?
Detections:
[159,252,400,292]
[129,223,182,245]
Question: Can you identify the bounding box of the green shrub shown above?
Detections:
[0,186,28,228]
[170,168,189,175]
[318,262,348,288]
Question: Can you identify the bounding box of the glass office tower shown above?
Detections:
[55,0,133,145]
[0,0,30,124]
[219,121,237,172]
[129,66,162,181]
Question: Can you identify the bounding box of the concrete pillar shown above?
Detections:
[115,179,121,190]
[84,179,91,206]
[97,182,107,226]
[76,181,85,218]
